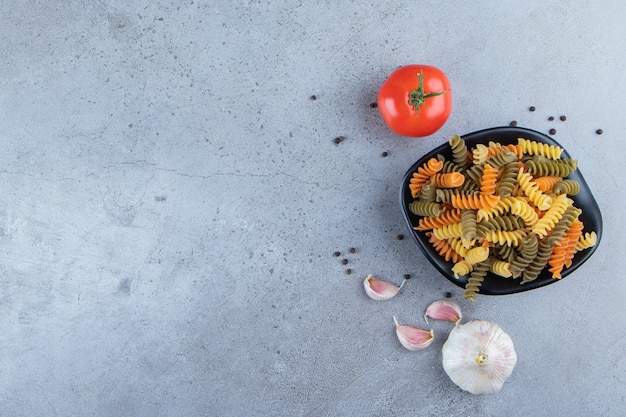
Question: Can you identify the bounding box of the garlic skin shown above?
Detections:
[424,300,462,325]
[442,320,517,394]
[363,274,405,301]
[393,316,434,351]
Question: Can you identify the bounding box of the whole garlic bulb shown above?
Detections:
[442,320,517,395]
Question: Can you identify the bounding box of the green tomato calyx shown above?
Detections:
[408,70,450,112]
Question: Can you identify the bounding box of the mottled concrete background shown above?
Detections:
[1,1,624,416]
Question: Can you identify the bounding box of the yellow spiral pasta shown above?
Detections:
[510,200,539,226]
[482,229,528,246]
[472,143,490,164]
[490,259,513,278]
[452,260,473,278]
[448,237,471,257]
[517,137,564,159]
[575,231,597,252]
[517,168,553,210]
[531,194,572,238]
[464,246,490,264]
[432,221,464,240]
[476,196,527,221]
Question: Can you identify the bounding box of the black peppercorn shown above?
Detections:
[370,102,378,108]
[349,247,356,254]
[310,95,317,100]
[596,129,603,135]
[345,269,352,275]
[396,234,404,240]
[333,251,341,257]
[549,128,556,135]
[560,115,567,121]
[548,116,555,121]
[403,274,411,280]
[509,120,518,127]
[445,291,452,298]
[381,151,388,157]
[529,106,536,112]
[341,259,348,265]
[334,136,345,145]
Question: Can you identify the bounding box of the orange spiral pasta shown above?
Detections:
[479,163,498,195]
[563,219,584,268]
[487,143,523,159]
[548,236,569,279]
[534,176,563,192]
[409,158,443,197]
[414,209,463,231]
[451,193,500,210]
[433,172,465,188]
[426,232,463,263]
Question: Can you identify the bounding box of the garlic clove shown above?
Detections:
[393,316,435,351]
[363,274,405,301]
[442,320,517,395]
[424,300,462,325]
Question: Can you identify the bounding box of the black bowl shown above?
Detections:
[400,126,603,295]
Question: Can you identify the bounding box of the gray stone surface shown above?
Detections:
[0,1,624,416]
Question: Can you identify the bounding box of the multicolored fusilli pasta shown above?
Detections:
[406,133,598,300]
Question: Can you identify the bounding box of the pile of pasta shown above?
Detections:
[407,134,597,301]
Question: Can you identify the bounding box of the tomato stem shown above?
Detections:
[408,70,449,112]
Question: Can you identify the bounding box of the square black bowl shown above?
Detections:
[400,126,603,295]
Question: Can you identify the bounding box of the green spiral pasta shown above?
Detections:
[509,233,539,278]
[494,243,517,263]
[525,158,578,177]
[437,154,464,173]
[420,180,437,202]
[521,236,554,284]
[485,149,518,168]
[476,215,524,237]
[461,209,477,243]
[449,134,469,168]
[435,188,464,204]
[464,258,491,301]
[464,164,484,188]
[496,161,519,197]
[409,200,444,217]
[553,179,581,196]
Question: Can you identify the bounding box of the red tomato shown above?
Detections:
[377,65,452,137]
